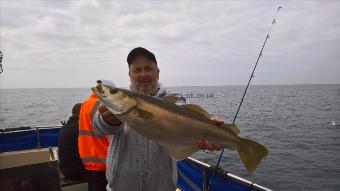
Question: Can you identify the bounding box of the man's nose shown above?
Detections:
[139,69,148,77]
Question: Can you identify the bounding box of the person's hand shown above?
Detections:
[196,117,223,151]
[98,104,122,126]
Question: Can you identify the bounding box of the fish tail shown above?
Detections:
[238,138,269,173]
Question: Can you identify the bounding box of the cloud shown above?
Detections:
[0,0,339,88]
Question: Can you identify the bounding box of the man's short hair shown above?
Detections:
[72,103,82,116]
[127,47,157,66]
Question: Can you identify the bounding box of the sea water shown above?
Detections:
[1,84,339,190]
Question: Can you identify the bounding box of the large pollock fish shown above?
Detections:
[92,82,268,173]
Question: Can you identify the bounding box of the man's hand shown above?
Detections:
[196,117,223,151]
[98,104,122,126]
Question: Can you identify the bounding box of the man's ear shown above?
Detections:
[128,67,131,77]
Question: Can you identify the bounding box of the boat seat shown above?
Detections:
[0,148,61,191]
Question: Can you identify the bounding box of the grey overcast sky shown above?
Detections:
[0,0,339,88]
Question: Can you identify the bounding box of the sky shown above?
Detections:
[0,0,339,88]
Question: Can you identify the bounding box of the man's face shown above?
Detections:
[129,56,159,95]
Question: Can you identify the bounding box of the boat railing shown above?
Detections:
[178,157,272,191]
[0,125,62,153]
[0,125,63,133]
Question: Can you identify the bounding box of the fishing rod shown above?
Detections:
[207,6,282,191]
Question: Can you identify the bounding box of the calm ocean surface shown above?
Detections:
[1,84,340,190]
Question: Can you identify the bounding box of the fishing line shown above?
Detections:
[207,6,282,191]
[199,150,231,160]
[0,51,3,126]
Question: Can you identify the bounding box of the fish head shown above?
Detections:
[92,82,137,115]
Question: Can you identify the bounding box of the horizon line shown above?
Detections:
[1,83,339,90]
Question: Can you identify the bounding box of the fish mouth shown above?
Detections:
[92,84,106,98]
[96,84,105,93]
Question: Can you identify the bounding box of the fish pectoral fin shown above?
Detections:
[182,104,211,118]
[136,108,154,120]
[221,123,240,135]
[110,105,136,116]
[162,145,200,160]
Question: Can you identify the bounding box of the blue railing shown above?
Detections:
[0,126,61,152]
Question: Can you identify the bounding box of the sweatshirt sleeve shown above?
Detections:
[92,110,124,136]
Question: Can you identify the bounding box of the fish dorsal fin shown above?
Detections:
[182,104,211,118]
[221,123,240,135]
[182,104,240,135]
[163,95,181,104]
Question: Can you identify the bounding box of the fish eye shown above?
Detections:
[110,88,119,94]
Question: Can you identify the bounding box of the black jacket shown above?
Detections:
[58,116,90,180]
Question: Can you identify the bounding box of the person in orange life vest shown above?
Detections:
[78,93,109,191]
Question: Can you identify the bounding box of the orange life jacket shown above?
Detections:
[78,93,108,171]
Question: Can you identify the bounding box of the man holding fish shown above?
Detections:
[92,47,268,191]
